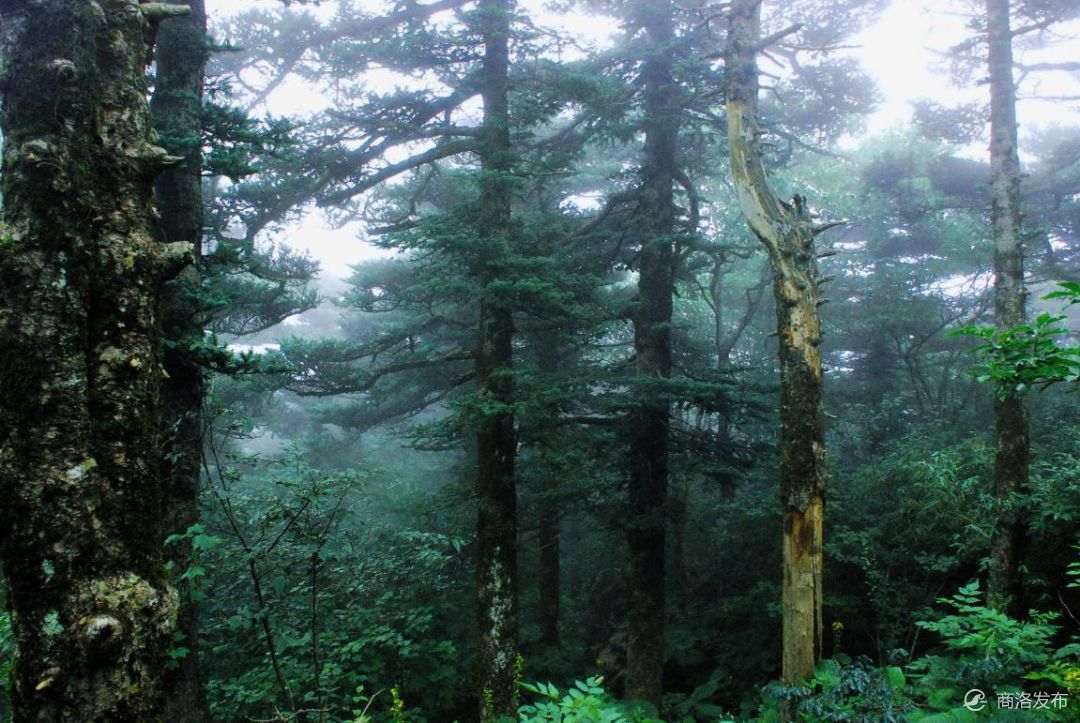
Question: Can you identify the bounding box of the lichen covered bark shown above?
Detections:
[0,0,191,718]
[985,0,1029,616]
[726,0,827,688]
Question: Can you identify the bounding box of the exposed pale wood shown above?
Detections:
[726,0,828,691]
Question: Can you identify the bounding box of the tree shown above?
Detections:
[0,1,193,717]
[926,0,1080,613]
[624,0,679,704]
[472,1,520,718]
[985,0,1029,615]
[150,1,211,718]
[725,0,830,688]
[214,1,528,715]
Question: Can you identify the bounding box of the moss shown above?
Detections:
[41,611,63,639]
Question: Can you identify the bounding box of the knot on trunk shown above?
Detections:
[80,614,124,659]
[20,138,57,166]
[157,241,195,281]
[49,59,77,84]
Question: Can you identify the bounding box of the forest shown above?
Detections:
[0,0,1078,721]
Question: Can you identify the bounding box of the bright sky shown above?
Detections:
[208,0,1079,280]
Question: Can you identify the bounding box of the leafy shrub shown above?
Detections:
[200,447,469,721]
[908,580,1078,719]
[950,281,1080,392]
[758,656,914,723]
[517,677,665,722]
[662,670,737,722]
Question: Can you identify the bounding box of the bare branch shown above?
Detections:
[1016,61,1080,73]
[751,23,803,53]
[812,220,847,236]
[319,139,476,206]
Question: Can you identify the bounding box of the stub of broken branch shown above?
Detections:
[812,220,846,236]
[157,241,196,281]
[138,3,192,21]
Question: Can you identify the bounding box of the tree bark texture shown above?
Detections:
[726,0,827,688]
[150,0,210,718]
[474,0,518,719]
[0,1,192,719]
[625,0,678,706]
[986,0,1030,616]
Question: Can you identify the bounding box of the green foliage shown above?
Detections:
[517,677,665,723]
[758,656,915,723]
[907,581,1079,718]
[662,670,739,722]
[950,283,1080,393]
[912,581,1059,684]
[0,606,11,715]
[827,431,995,662]
[1028,435,1080,537]
[199,98,297,182]
[165,523,224,598]
[199,438,470,722]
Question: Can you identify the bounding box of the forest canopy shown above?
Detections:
[0,0,1078,721]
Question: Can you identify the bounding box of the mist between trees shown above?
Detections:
[0,0,1078,721]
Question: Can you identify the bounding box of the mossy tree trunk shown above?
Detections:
[726,0,828,689]
[625,0,678,706]
[985,0,1030,616]
[0,0,191,718]
[474,0,518,719]
[150,0,210,717]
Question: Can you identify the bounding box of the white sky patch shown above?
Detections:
[926,271,994,299]
[290,213,394,278]
[853,2,980,135]
[228,342,281,355]
[563,192,604,211]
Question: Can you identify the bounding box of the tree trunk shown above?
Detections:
[474,0,518,719]
[0,1,192,718]
[986,0,1030,616]
[150,0,210,718]
[625,0,678,706]
[726,0,827,688]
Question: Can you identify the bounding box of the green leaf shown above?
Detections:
[192,534,224,551]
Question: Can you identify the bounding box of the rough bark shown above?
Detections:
[986,0,1030,616]
[726,0,827,688]
[625,0,678,706]
[150,0,210,718]
[474,0,518,719]
[0,1,192,718]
